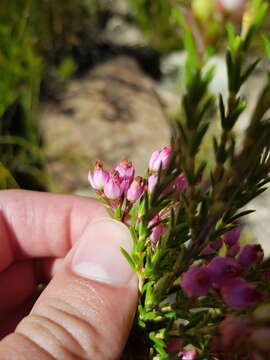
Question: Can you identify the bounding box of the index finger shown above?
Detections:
[0,190,107,271]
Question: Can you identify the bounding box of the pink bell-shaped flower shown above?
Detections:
[221,277,263,309]
[181,266,213,298]
[149,146,172,172]
[126,176,144,202]
[88,161,109,190]
[115,158,135,179]
[104,170,123,200]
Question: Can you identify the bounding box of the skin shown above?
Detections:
[0,190,138,360]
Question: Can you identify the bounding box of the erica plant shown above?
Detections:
[88,1,270,359]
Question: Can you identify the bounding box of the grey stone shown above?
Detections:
[41,56,170,192]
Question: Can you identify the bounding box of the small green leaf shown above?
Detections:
[219,94,226,129]
[228,209,256,222]
[0,162,19,189]
[114,205,122,220]
[241,58,260,84]
[120,248,136,270]
[226,23,236,50]
[263,35,270,61]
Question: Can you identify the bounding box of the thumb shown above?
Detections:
[0,218,138,360]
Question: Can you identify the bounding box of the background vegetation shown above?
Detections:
[0,0,98,190]
[0,0,269,191]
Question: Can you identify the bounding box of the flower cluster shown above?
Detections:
[181,227,264,309]
[88,146,187,241]
[88,139,269,360]
[88,158,144,220]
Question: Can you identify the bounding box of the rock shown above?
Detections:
[40,56,170,193]
[244,192,270,257]
[102,16,146,47]
[98,0,132,16]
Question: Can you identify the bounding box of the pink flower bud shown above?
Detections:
[179,349,197,360]
[148,173,158,193]
[115,158,135,179]
[103,170,123,200]
[88,161,109,190]
[223,227,241,247]
[149,149,160,171]
[167,173,187,194]
[148,215,165,247]
[217,0,246,12]
[149,146,171,172]
[181,266,213,298]
[221,277,263,309]
[126,176,144,202]
[176,173,187,191]
[238,244,263,268]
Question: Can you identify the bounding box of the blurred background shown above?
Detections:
[0,0,269,246]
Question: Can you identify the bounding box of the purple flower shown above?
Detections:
[219,315,250,350]
[221,277,262,309]
[103,170,123,200]
[181,266,213,298]
[179,350,197,360]
[88,161,109,190]
[126,176,144,202]
[223,227,241,247]
[238,244,263,268]
[148,173,158,193]
[207,256,241,286]
[114,158,135,179]
[148,215,165,247]
[149,146,171,172]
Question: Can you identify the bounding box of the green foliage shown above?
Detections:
[0,0,44,188]
[0,0,97,189]
[263,35,270,60]
[0,163,19,190]
[57,57,78,81]
[122,2,270,359]
[30,0,98,63]
[129,0,182,53]
[0,2,42,121]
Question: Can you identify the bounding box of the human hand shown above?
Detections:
[0,190,138,359]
